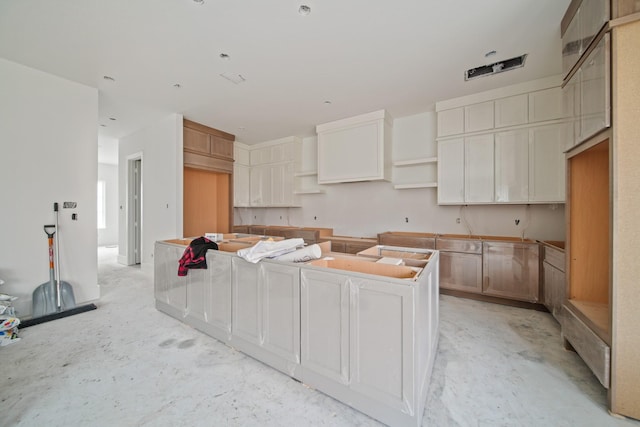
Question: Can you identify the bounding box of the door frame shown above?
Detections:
[126,153,143,265]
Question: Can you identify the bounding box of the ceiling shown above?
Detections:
[0,0,570,146]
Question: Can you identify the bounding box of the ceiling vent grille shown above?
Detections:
[465,54,528,81]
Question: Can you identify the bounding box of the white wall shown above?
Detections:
[0,58,99,317]
[234,112,565,241]
[98,163,119,247]
[118,114,183,271]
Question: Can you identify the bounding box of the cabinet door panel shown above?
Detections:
[580,0,609,54]
[350,277,413,412]
[261,263,300,363]
[529,87,566,123]
[495,94,528,128]
[438,252,482,293]
[465,134,494,203]
[483,242,539,302]
[300,269,350,384]
[562,9,582,77]
[494,129,529,203]
[437,138,464,204]
[250,165,270,206]
[232,258,261,344]
[437,107,464,137]
[184,127,211,155]
[154,244,187,312]
[464,101,494,132]
[580,35,610,142]
[529,124,569,202]
[210,135,233,160]
[234,164,250,207]
[206,253,232,333]
[543,262,566,321]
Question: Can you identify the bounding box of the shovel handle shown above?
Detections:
[44,224,56,238]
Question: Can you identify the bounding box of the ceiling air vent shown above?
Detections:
[465,54,528,81]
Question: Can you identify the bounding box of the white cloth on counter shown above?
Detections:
[274,244,322,262]
[236,238,305,263]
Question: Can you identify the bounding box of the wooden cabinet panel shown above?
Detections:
[543,261,565,321]
[464,101,494,132]
[482,241,539,302]
[529,87,567,123]
[183,167,230,236]
[184,127,211,155]
[494,129,529,203]
[438,252,482,293]
[437,138,464,204]
[437,107,464,137]
[495,94,528,128]
[210,135,233,160]
[377,232,436,249]
[529,123,569,202]
[465,134,494,203]
[300,269,350,384]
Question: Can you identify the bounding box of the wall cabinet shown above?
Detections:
[482,240,540,303]
[561,0,610,77]
[237,136,302,207]
[184,120,234,162]
[317,110,392,184]
[436,76,568,205]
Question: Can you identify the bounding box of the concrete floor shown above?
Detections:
[2,246,639,427]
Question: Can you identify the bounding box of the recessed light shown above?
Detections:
[193,0,204,4]
[298,5,311,15]
[173,83,182,88]
[100,124,107,127]
[324,100,332,105]
[109,117,116,121]
[219,53,230,60]
[485,50,497,58]
[103,75,115,82]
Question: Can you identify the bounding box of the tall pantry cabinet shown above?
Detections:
[561,0,640,420]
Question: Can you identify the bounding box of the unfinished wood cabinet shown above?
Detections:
[562,8,640,419]
[482,240,540,303]
[435,236,483,294]
[377,231,436,249]
[184,119,234,161]
[319,236,378,254]
[541,241,566,321]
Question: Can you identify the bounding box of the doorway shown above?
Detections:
[127,156,142,265]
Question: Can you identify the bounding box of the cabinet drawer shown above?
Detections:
[377,232,436,249]
[435,237,482,254]
[543,245,565,271]
[562,304,610,388]
[283,228,319,244]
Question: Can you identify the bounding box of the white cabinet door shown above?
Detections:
[580,0,609,54]
[349,276,414,413]
[465,134,494,203]
[300,269,350,384]
[529,87,567,123]
[154,243,187,316]
[234,164,250,207]
[494,129,529,203]
[562,8,582,77]
[580,35,610,142]
[261,263,300,364]
[437,138,465,204]
[464,101,494,132]
[231,258,261,345]
[529,123,569,203]
[269,162,297,206]
[250,165,271,206]
[437,107,464,137]
[564,69,582,149]
[495,94,528,128]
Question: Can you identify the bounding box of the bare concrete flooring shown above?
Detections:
[2,247,639,427]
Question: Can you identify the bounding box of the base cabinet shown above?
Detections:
[438,252,483,293]
[482,241,540,303]
[154,243,187,318]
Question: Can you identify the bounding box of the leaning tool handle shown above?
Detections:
[44,225,56,283]
[54,202,62,311]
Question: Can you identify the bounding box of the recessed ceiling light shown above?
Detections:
[103,75,115,82]
[193,0,204,4]
[219,53,230,60]
[100,124,107,127]
[298,5,311,15]
[485,50,497,58]
[173,83,181,88]
[109,117,116,121]
[324,100,332,105]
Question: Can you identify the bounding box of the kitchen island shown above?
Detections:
[154,236,439,427]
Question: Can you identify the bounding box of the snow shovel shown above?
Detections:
[32,207,76,317]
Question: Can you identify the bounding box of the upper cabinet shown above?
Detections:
[561,0,610,78]
[183,119,235,173]
[436,76,569,205]
[316,110,392,184]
